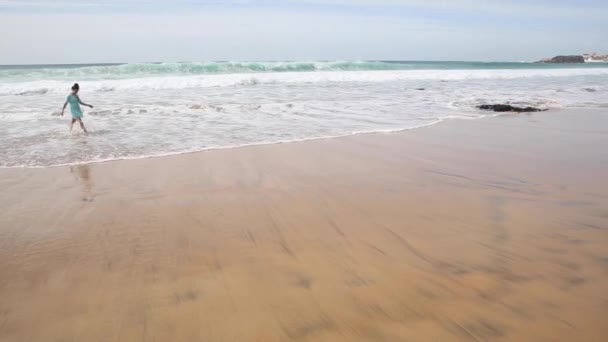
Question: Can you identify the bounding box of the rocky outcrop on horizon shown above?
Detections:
[539,55,585,63]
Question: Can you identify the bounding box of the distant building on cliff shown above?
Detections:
[583,53,608,63]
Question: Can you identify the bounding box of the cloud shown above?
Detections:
[287,0,608,19]
[0,9,453,63]
[1,0,607,19]
[0,1,604,63]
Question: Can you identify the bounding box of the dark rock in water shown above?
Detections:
[541,55,585,63]
[477,104,544,113]
[415,88,425,91]
[583,88,597,93]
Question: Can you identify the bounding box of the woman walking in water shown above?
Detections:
[61,83,93,133]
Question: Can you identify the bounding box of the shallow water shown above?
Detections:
[1,61,608,167]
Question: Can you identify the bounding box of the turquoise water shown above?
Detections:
[1,61,607,167]
[2,60,607,80]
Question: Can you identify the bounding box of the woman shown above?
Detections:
[61,83,93,133]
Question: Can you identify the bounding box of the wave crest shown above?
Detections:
[4,60,608,80]
[2,67,608,96]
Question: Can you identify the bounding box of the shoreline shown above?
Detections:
[1,117,449,169]
[1,108,607,341]
[0,107,571,170]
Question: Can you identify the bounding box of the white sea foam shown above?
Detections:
[2,68,608,96]
[1,62,608,167]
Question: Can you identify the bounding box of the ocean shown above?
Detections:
[1,60,607,168]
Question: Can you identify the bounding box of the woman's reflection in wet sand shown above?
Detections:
[70,164,94,202]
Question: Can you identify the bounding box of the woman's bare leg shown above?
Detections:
[70,119,76,132]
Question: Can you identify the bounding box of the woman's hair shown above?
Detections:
[71,83,79,91]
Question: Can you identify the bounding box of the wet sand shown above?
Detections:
[1,109,607,341]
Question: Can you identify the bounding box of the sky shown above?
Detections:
[0,0,606,64]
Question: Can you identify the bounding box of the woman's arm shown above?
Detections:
[76,95,94,108]
[61,101,68,116]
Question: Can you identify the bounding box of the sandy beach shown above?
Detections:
[0,109,607,341]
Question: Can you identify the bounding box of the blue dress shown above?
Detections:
[67,94,83,118]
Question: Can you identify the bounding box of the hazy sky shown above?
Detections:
[0,0,605,64]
